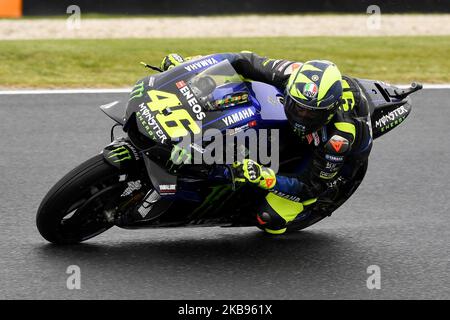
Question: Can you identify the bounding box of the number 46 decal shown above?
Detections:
[146,90,201,138]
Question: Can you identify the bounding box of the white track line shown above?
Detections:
[0,88,131,95]
[397,84,450,89]
[0,84,449,95]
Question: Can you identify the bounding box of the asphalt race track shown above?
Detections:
[0,89,449,299]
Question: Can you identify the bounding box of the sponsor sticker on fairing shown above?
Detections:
[121,180,142,197]
[374,105,408,129]
[176,81,206,121]
[176,80,186,89]
[183,57,219,72]
[226,123,250,136]
[137,103,168,144]
[221,107,255,126]
[148,77,155,87]
[160,184,177,194]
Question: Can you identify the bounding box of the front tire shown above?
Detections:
[37,155,124,244]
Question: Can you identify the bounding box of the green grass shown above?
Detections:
[0,36,448,88]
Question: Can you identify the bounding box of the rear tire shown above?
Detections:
[36,154,122,244]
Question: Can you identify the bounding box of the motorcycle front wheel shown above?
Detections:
[36,154,128,244]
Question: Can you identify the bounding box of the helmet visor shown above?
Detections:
[284,94,340,134]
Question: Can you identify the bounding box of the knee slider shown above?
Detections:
[256,211,272,226]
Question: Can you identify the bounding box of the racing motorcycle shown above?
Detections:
[36,55,422,244]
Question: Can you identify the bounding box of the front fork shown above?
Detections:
[102,137,178,227]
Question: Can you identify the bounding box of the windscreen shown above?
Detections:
[187,60,249,111]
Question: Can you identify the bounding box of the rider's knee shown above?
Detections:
[256,210,286,232]
[256,212,287,235]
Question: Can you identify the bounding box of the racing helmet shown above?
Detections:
[284,60,343,136]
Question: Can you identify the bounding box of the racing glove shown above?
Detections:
[232,159,276,190]
[160,53,185,71]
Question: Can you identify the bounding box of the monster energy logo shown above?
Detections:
[380,116,405,132]
[189,185,233,220]
[108,146,132,162]
[129,81,145,101]
[375,105,407,129]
